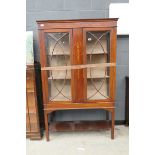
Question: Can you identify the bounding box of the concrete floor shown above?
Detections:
[26,125,129,155]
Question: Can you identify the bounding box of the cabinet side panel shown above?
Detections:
[38,30,48,105]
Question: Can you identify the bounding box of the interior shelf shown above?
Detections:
[87,52,108,55]
[47,53,70,56]
[47,52,108,56]
[48,75,109,80]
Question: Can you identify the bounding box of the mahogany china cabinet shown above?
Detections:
[37,18,118,141]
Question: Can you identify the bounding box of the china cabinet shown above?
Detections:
[37,18,118,141]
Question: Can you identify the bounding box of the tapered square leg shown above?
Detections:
[106,111,109,120]
[111,110,115,139]
[44,112,49,141]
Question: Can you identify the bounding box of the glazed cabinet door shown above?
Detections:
[39,27,116,104]
[83,28,116,102]
[40,29,73,103]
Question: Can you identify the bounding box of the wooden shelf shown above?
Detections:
[47,53,70,56]
[47,52,108,56]
[88,75,109,79]
[87,52,108,55]
[48,75,109,80]
[48,77,71,80]
[49,120,111,132]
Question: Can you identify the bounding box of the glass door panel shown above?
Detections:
[45,31,71,101]
[86,31,110,100]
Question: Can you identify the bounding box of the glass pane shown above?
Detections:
[45,32,70,66]
[45,32,71,101]
[86,31,110,100]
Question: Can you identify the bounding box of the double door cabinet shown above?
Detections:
[37,18,118,141]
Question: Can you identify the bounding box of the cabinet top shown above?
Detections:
[37,18,118,29]
[37,18,118,23]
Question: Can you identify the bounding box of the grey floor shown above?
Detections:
[26,125,129,155]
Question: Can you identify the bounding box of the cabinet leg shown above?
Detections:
[111,110,115,139]
[44,112,49,141]
[106,111,109,120]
